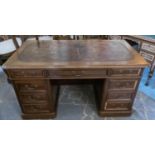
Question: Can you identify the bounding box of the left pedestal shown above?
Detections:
[11,79,58,119]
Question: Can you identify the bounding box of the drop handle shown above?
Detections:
[24,84,38,89]
[28,96,40,100]
[75,74,81,77]
[32,105,41,110]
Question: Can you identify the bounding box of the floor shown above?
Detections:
[139,67,155,100]
[0,67,155,120]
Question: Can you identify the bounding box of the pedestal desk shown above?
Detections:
[2,40,148,119]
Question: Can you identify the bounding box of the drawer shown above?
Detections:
[107,91,134,100]
[105,100,131,110]
[22,104,51,113]
[14,80,47,92]
[109,35,122,40]
[109,79,138,90]
[109,68,141,77]
[9,69,45,78]
[19,92,48,104]
[141,43,155,54]
[46,69,107,79]
[140,51,154,62]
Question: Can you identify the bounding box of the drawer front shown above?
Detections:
[14,80,47,92]
[9,70,45,78]
[105,100,131,110]
[141,43,155,54]
[140,51,154,62]
[107,91,134,100]
[19,92,48,104]
[109,35,122,40]
[109,68,141,77]
[109,79,138,90]
[22,104,51,113]
[47,69,107,79]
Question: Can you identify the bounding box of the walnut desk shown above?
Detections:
[3,40,148,119]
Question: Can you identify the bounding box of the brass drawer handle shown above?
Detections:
[20,71,25,74]
[75,74,81,77]
[29,72,36,75]
[24,84,29,88]
[32,105,41,110]
[24,84,38,89]
[29,105,49,112]
[120,103,125,107]
[28,96,33,100]
[33,85,38,88]
[28,96,41,100]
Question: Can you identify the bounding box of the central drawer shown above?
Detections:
[46,69,107,79]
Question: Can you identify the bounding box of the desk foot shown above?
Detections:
[22,112,56,120]
[98,110,132,117]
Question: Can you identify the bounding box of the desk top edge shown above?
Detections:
[3,40,148,69]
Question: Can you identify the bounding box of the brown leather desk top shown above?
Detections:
[3,40,148,69]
